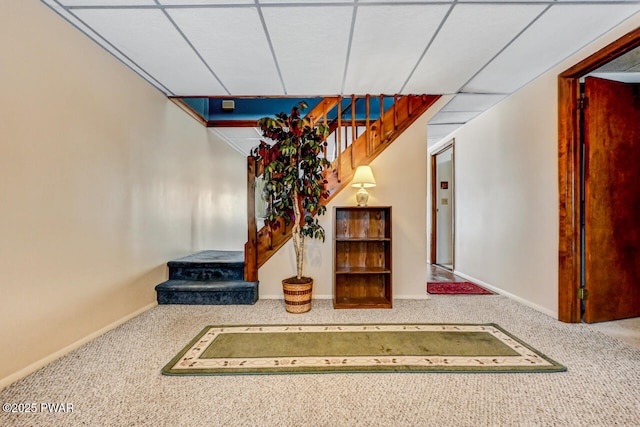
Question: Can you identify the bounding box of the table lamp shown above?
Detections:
[351,165,376,206]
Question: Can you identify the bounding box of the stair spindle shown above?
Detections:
[394,94,398,130]
[323,100,328,159]
[380,94,385,143]
[337,96,342,182]
[351,95,356,148]
[366,94,371,156]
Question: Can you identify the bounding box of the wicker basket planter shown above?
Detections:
[282,277,313,314]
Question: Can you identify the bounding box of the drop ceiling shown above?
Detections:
[41,0,640,150]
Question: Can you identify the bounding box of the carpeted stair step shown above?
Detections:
[168,250,244,281]
[155,279,258,305]
[155,250,258,305]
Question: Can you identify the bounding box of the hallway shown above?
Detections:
[427,264,470,283]
[427,264,640,351]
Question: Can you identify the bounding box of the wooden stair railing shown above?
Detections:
[325,94,440,197]
[244,94,440,282]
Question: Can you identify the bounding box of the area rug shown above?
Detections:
[427,282,494,295]
[162,323,565,375]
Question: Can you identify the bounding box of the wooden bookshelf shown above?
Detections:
[333,206,392,309]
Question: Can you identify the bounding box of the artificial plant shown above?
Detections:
[251,101,331,282]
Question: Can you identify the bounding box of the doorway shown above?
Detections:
[430,141,454,270]
[558,27,640,323]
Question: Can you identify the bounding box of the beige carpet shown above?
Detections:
[1,296,639,426]
[591,317,640,350]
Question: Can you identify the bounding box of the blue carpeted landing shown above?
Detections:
[155,250,258,305]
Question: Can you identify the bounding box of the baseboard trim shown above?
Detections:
[0,302,157,390]
[260,294,432,300]
[259,294,333,300]
[396,294,432,300]
[452,270,558,319]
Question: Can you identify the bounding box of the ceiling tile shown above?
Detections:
[553,0,640,2]
[228,127,262,138]
[211,128,262,155]
[427,123,461,144]
[168,8,284,95]
[404,3,546,94]
[467,0,549,2]
[468,0,636,2]
[159,0,253,4]
[344,3,451,94]
[258,0,352,3]
[73,8,226,95]
[441,93,507,112]
[463,4,640,93]
[59,0,156,5]
[360,0,452,3]
[429,111,480,125]
[41,2,169,91]
[262,6,353,95]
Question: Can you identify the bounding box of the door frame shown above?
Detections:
[430,140,455,268]
[557,27,640,323]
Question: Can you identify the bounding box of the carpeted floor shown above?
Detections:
[1,296,640,426]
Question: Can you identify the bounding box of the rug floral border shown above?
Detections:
[162,323,566,375]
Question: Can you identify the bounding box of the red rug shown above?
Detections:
[427,282,494,295]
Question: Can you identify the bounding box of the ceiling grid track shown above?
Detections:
[458,4,554,94]
[47,0,175,96]
[254,0,288,95]
[157,0,231,95]
[340,0,359,95]
[399,0,458,94]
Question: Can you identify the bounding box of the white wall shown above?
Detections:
[0,0,246,388]
[434,13,640,317]
[259,97,450,300]
[452,77,559,315]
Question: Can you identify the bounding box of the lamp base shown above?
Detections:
[355,188,369,206]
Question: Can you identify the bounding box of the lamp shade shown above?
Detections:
[351,165,376,188]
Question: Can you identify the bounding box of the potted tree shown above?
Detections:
[251,101,331,313]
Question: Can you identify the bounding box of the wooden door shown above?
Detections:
[430,142,454,269]
[583,76,640,323]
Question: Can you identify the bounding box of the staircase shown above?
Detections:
[155,250,258,305]
[155,94,439,304]
[244,94,440,281]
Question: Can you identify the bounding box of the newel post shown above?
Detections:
[244,155,258,282]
